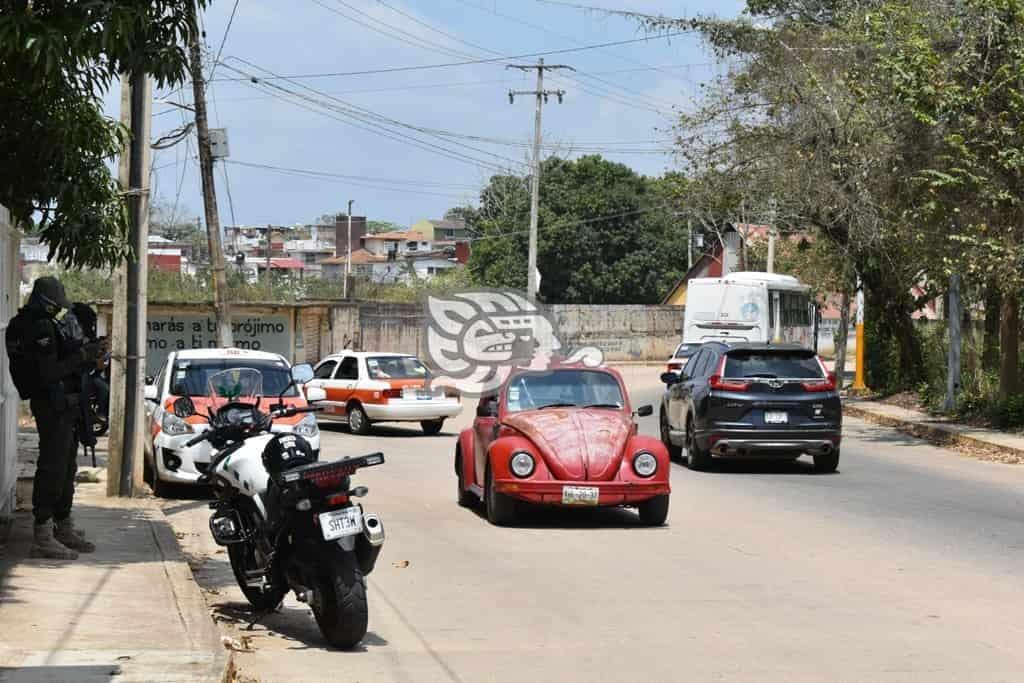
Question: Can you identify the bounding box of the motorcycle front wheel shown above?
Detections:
[312,547,368,650]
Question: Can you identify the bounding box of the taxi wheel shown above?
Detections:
[347,403,371,435]
[421,419,444,436]
[485,465,517,526]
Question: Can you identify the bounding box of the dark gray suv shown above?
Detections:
[659,342,842,472]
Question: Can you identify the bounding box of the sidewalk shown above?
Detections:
[0,431,230,682]
[844,399,1024,464]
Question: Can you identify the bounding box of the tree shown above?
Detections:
[0,1,208,268]
[468,156,687,304]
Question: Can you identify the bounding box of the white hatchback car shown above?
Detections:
[143,348,322,495]
[306,352,462,435]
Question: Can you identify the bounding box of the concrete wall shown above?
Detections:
[329,301,684,364]
[95,300,685,379]
[0,206,19,518]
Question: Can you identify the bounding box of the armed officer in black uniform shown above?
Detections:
[5,276,100,559]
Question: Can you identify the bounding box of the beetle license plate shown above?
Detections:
[765,411,789,424]
[318,507,363,541]
[562,486,600,506]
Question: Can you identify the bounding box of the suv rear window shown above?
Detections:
[724,352,823,379]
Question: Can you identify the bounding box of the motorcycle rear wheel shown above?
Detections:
[312,548,368,650]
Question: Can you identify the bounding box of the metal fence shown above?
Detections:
[0,206,19,516]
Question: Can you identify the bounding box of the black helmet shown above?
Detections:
[261,432,315,476]
[31,276,71,311]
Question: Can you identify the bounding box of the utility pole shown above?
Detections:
[188,2,232,347]
[106,71,153,497]
[265,225,273,298]
[946,273,962,411]
[687,217,693,270]
[766,197,778,274]
[507,58,573,303]
[853,277,867,391]
[107,76,132,497]
[344,200,354,299]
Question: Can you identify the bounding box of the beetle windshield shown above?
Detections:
[505,370,624,412]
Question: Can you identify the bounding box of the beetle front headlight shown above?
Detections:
[509,451,536,478]
[633,451,657,477]
[294,412,319,438]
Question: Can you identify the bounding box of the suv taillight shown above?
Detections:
[667,361,682,372]
[802,371,837,393]
[709,356,750,392]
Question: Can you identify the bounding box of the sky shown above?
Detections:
[103,0,748,230]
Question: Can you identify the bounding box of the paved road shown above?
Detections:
[164,367,1024,682]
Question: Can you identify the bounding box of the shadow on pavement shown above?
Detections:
[209,600,389,654]
[465,499,660,530]
[0,665,124,682]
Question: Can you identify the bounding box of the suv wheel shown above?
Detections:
[686,419,712,471]
[813,448,840,473]
[660,410,682,462]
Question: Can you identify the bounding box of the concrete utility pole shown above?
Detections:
[107,71,152,497]
[687,217,693,270]
[107,77,131,497]
[188,3,232,347]
[265,225,273,298]
[507,59,573,303]
[766,197,778,274]
[946,273,962,411]
[344,200,354,299]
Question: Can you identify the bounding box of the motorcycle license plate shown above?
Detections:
[318,507,363,541]
[562,486,600,506]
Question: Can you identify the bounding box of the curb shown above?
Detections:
[147,499,235,682]
[843,403,1024,464]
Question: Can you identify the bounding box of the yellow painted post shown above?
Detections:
[853,281,867,391]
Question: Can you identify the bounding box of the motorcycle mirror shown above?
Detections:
[172,396,196,418]
[291,363,314,385]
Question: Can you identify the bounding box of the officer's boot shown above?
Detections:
[30,520,79,560]
[54,518,95,553]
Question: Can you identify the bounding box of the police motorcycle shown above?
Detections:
[170,364,386,650]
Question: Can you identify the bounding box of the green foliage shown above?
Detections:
[467,156,687,304]
[0,1,207,268]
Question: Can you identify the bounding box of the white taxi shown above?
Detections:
[143,348,322,495]
[306,352,462,435]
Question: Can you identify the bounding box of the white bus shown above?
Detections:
[682,272,818,349]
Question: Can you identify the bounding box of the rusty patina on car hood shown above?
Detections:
[502,409,632,481]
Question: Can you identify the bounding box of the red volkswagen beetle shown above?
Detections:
[455,364,671,526]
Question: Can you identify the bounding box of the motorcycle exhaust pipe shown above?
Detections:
[363,513,385,547]
[355,513,385,575]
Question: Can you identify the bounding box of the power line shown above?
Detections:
[469,203,675,242]
[218,63,517,173]
[208,30,691,82]
[225,159,483,189]
[221,57,529,171]
[209,0,240,80]
[227,160,478,199]
[325,0,674,115]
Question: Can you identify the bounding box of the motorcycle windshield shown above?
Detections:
[206,368,263,411]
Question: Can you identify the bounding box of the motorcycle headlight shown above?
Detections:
[294,412,319,438]
[633,451,657,477]
[162,412,193,436]
[509,451,535,478]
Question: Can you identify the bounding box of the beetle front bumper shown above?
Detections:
[494,478,669,506]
